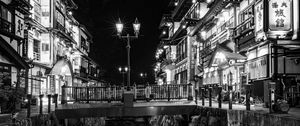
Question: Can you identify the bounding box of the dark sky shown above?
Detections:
[73,0,170,84]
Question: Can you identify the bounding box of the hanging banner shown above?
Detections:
[255,0,265,41]
[15,10,24,38]
[268,0,292,31]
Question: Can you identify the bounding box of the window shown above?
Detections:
[56,10,64,27]
[80,37,89,51]
[0,5,12,33]
[42,43,49,51]
[239,5,254,23]
[33,39,40,60]
[176,38,187,62]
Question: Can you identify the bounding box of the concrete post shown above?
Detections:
[108,85,111,103]
[269,82,276,113]
[218,86,222,108]
[201,88,205,106]
[39,94,44,115]
[53,94,58,108]
[86,87,89,103]
[188,83,193,101]
[133,84,137,101]
[229,86,233,110]
[145,84,150,102]
[209,87,212,107]
[47,94,51,113]
[26,94,32,118]
[245,84,251,110]
[228,86,233,109]
[168,85,170,101]
[61,85,67,104]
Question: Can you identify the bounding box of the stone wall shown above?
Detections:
[190,107,300,126]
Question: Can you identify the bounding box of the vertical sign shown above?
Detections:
[269,0,292,31]
[41,0,50,27]
[15,10,24,38]
[255,0,265,41]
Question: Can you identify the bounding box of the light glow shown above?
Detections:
[215,52,226,61]
[116,18,123,34]
[133,18,141,36]
[201,31,206,38]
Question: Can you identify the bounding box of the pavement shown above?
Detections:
[1,99,300,125]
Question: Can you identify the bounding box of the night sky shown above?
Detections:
[73,0,170,84]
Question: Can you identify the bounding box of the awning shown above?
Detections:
[221,51,247,60]
[0,36,29,69]
[48,59,73,77]
[208,43,246,67]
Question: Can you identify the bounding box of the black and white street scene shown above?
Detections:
[1,0,300,125]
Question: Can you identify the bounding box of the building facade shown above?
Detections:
[1,0,100,111]
[24,0,101,101]
[0,0,31,112]
[156,0,300,105]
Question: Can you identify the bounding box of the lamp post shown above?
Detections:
[118,66,128,87]
[140,73,147,84]
[116,18,141,90]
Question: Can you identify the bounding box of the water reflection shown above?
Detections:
[73,115,189,126]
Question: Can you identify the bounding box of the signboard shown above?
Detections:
[268,0,292,31]
[248,55,268,79]
[41,0,50,27]
[15,10,24,38]
[255,0,265,41]
[50,75,55,94]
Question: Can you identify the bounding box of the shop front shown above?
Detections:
[47,59,73,101]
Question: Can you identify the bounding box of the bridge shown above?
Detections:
[3,84,299,126]
[61,84,194,104]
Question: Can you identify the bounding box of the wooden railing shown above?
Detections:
[0,18,14,34]
[61,84,193,103]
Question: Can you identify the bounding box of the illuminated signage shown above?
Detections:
[268,0,292,31]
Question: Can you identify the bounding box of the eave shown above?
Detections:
[172,0,193,21]
[189,0,229,36]
[0,36,29,69]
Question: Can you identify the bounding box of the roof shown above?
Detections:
[0,36,29,69]
[208,42,246,67]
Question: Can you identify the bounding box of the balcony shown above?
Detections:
[176,53,187,63]
[0,18,14,35]
[234,16,255,51]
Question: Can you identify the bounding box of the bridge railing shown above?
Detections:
[61,84,193,104]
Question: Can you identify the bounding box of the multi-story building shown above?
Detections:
[155,0,207,88]
[156,0,300,105]
[22,0,100,101]
[0,0,31,112]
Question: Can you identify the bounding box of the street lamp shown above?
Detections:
[118,66,128,87]
[115,18,141,90]
[140,73,147,84]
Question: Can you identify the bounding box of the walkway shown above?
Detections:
[1,100,300,125]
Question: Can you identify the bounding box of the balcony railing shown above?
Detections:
[234,16,254,38]
[0,18,14,34]
[234,16,255,50]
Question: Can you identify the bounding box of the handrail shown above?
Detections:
[61,84,194,103]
